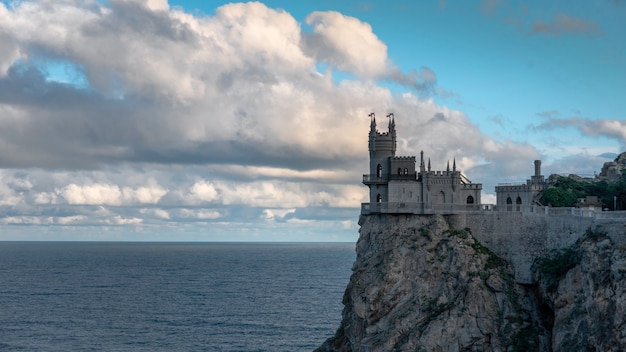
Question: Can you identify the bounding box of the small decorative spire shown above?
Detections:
[387,113,396,137]
[428,158,431,172]
[447,160,450,173]
[453,158,457,172]
[369,112,376,131]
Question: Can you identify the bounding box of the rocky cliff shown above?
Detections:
[316,214,626,352]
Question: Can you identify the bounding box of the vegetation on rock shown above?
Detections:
[541,174,626,209]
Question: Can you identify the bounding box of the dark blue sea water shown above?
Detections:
[0,242,355,351]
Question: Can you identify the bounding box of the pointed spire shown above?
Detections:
[420,151,425,172]
[453,158,457,172]
[447,160,450,173]
[428,158,431,172]
[369,112,376,132]
[387,113,395,130]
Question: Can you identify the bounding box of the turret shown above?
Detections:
[365,112,397,203]
[531,159,544,184]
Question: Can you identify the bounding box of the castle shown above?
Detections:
[362,113,483,215]
[360,113,626,216]
[359,113,626,284]
[494,160,547,211]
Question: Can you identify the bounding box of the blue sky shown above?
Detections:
[0,0,624,241]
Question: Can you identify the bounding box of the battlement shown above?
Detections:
[423,170,460,177]
[460,183,482,189]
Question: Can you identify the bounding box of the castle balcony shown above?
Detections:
[363,174,387,185]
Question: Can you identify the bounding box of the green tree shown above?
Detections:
[541,186,577,207]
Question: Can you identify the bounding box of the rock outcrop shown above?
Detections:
[316,214,626,352]
[533,229,626,351]
[599,151,626,182]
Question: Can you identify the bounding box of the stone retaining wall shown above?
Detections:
[445,212,625,283]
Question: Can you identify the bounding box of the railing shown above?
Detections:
[362,174,387,183]
[361,202,485,215]
[362,202,626,219]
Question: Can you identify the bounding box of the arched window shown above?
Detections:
[467,195,474,204]
[506,196,512,211]
[398,168,402,175]
[376,164,382,178]
[403,168,408,175]
[516,196,522,211]
[506,197,513,204]
[440,191,446,204]
[376,194,382,203]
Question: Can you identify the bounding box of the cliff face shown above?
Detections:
[316,214,626,352]
[533,230,626,351]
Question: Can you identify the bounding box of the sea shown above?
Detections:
[0,242,355,351]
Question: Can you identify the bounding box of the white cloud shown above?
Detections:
[1,216,53,225]
[304,11,388,77]
[189,181,218,202]
[59,183,122,205]
[140,208,171,220]
[107,215,143,225]
[122,185,167,204]
[179,208,222,220]
[57,182,167,206]
[33,192,58,204]
[262,208,296,221]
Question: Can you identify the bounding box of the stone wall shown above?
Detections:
[445,212,626,283]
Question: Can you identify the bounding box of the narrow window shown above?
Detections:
[376,164,382,178]
[404,168,408,175]
[467,195,474,204]
[376,194,382,203]
[398,168,402,175]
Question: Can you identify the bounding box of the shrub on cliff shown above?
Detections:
[534,245,581,292]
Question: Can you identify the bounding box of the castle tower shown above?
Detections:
[531,160,544,184]
[364,113,396,203]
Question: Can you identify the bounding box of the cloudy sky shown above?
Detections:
[0,0,624,241]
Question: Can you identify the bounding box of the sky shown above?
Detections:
[0,0,624,241]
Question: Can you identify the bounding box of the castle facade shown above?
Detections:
[362,113,482,214]
[494,160,547,211]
